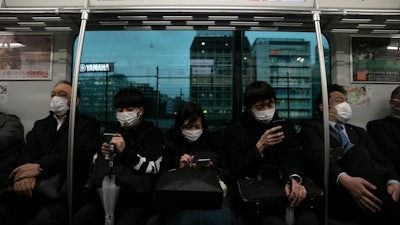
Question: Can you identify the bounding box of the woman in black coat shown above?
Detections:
[161,101,235,225]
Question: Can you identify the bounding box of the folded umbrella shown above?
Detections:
[97,143,120,225]
[98,174,120,225]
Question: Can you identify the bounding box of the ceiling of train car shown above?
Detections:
[0,10,399,35]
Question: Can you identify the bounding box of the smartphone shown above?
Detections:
[196,158,211,166]
[271,118,285,133]
[272,118,286,124]
[103,133,116,143]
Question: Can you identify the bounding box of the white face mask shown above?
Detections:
[252,108,275,124]
[50,96,70,116]
[333,102,352,124]
[116,111,139,128]
[182,129,203,142]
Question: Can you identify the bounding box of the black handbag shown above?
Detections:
[237,167,323,219]
[153,166,223,212]
[34,172,67,200]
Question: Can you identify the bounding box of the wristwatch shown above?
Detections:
[289,174,302,185]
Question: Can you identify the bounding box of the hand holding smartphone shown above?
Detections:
[102,133,117,160]
[197,158,211,165]
[196,158,212,167]
[271,118,285,133]
[103,133,116,143]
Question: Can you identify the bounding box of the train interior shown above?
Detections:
[0,0,399,224]
[1,0,400,131]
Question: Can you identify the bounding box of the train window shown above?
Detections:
[74,30,330,131]
[244,31,331,123]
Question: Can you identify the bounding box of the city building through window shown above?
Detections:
[74,30,330,131]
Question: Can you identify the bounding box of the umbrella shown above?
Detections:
[97,143,120,225]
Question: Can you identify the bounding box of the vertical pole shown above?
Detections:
[156,66,159,127]
[287,71,290,118]
[233,30,242,123]
[105,71,109,127]
[67,10,89,223]
[312,10,330,225]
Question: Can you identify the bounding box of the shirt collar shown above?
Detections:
[329,121,344,130]
[53,114,67,130]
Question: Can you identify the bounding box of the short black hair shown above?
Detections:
[390,85,400,99]
[316,84,347,115]
[113,88,145,109]
[244,81,276,109]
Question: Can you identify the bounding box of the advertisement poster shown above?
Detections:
[351,36,400,83]
[346,85,372,107]
[0,34,52,80]
[0,82,7,103]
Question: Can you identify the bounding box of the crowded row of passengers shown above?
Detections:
[0,80,400,225]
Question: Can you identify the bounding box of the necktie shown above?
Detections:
[335,124,354,156]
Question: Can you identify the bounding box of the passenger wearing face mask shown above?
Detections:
[224,81,319,225]
[299,84,400,225]
[72,88,163,225]
[367,85,400,176]
[160,102,235,225]
[3,80,100,225]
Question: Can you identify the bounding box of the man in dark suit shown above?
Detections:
[367,85,400,175]
[299,84,400,225]
[2,81,100,225]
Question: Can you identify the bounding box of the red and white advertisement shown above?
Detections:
[0,34,52,80]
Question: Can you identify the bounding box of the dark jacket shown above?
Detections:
[299,120,399,188]
[88,120,163,195]
[0,113,24,190]
[22,110,100,192]
[367,116,400,175]
[299,120,400,222]
[162,128,229,182]
[224,111,303,182]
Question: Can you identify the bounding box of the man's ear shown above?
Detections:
[76,97,80,106]
[138,107,144,116]
[318,103,323,112]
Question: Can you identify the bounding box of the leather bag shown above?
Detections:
[237,167,323,219]
[153,166,223,212]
